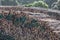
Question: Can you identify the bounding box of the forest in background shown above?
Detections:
[1,0,60,10]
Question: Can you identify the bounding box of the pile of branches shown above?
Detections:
[0,10,60,40]
[0,6,60,20]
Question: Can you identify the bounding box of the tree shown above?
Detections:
[18,0,39,5]
[1,0,19,6]
[44,0,58,8]
[25,1,48,8]
[51,0,60,10]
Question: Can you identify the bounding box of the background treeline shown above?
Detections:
[0,0,60,10]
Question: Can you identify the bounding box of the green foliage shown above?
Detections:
[25,1,48,8]
[0,31,15,40]
[1,0,60,10]
[30,19,39,27]
[25,3,33,7]
[0,14,4,19]
[0,34,15,40]
[20,16,26,24]
[14,16,26,26]
[18,0,39,5]
[13,17,20,26]
[40,25,46,32]
[32,1,48,8]
[1,0,40,5]
[6,14,13,21]
[1,0,18,6]
[24,19,39,28]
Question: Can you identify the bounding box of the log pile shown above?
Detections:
[0,6,60,40]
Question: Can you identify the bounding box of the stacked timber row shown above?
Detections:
[0,9,60,40]
[0,6,60,20]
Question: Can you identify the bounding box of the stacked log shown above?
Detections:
[0,10,60,40]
